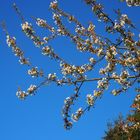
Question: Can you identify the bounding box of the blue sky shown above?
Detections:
[0,0,140,140]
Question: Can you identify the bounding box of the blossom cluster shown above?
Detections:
[86,94,94,106]
[97,78,109,90]
[62,96,76,129]
[71,108,83,122]
[36,18,47,27]
[50,0,58,9]
[28,67,44,77]
[60,62,93,76]
[16,85,37,100]
[111,71,131,89]
[6,35,30,65]
[126,0,140,6]
[21,22,45,47]
[42,46,53,55]
[35,18,55,33]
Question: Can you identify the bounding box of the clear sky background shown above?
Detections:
[0,0,140,140]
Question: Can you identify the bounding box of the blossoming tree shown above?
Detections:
[1,0,140,130]
[103,94,140,139]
